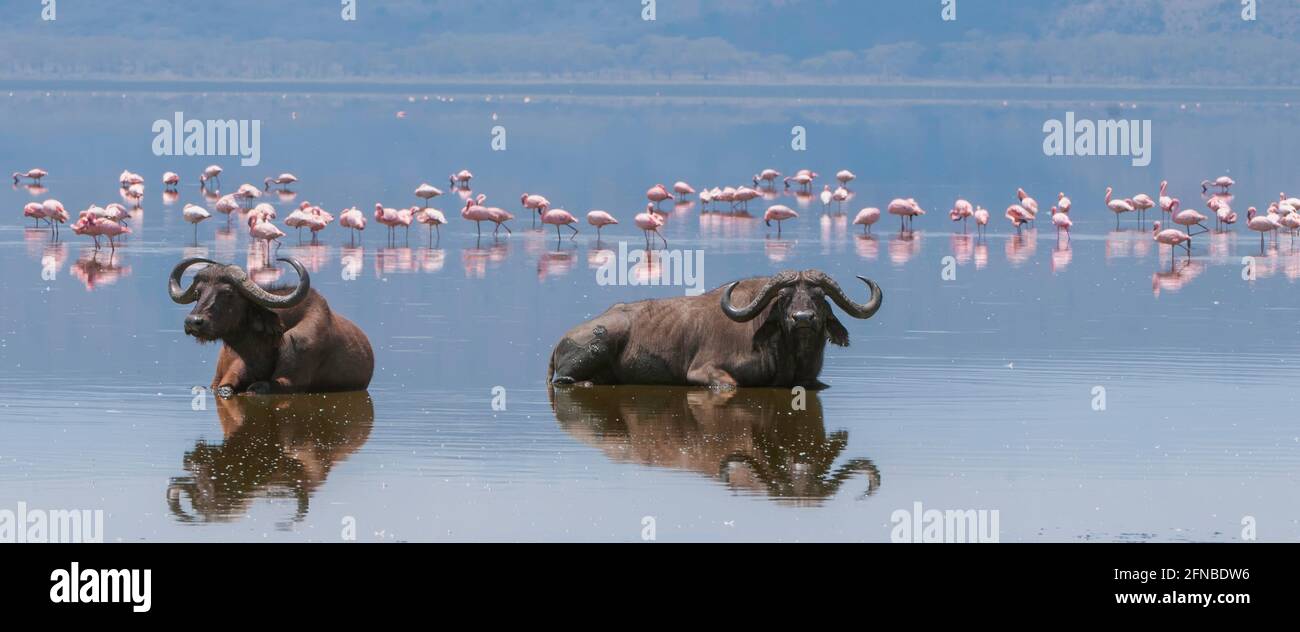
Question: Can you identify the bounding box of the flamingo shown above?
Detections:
[764,204,798,235]
[125,183,145,208]
[699,188,714,211]
[819,185,834,211]
[1246,207,1277,249]
[461,194,496,238]
[673,181,695,199]
[214,194,240,224]
[853,207,881,234]
[23,202,46,227]
[754,169,781,189]
[521,193,550,227]
[339,207,367,244]
[732,186,759,213]
[1016,188,1039,218]
[102,203,130,224]
[247,210,284,265]
[393,207,414,242]
[1208,198,1237,228]
[587,210,619,240]
[12,168,47,184]
[94,214,132,253]
[541,207,579,241]
[1278,209,1300,238]
[1159,180,1175,216]
[284,202,313,242]
[1057,192,1072,214]
[1132,193,1155,223]
[1201,176,1235,193]
[40,199,67,238]
[182,203,211,242]
[646,184,674,211]
[162,172,181,190]
[1005,204,1033,233]
[374,203,402,242]
[415,183,443,207]
[1105,187,1135,228]
[486,206,514,236]
[888,198,924,231]
[416,207,446,244]
[1152,221,1192,255]
[199,165,223,190]
[836,170,857,188]
[1170,199,1208,236]
[449,169,474,189]
[264,173,298,191]
[832,186,851,212]
[634,205,666,248]
[1051,206,1072,239]
[784,171,815,192]
[973,206,990,237]
[949,199,974,232]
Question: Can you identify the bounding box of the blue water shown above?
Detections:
[1,85,1297,541]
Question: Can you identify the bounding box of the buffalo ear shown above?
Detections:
[826,313,850,347]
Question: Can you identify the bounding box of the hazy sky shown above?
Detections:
[3,0,1297,84]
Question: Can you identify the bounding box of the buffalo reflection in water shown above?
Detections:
[550,386,880,505]
[167,391,374,525]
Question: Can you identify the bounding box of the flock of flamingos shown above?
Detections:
[12,165,1300,273]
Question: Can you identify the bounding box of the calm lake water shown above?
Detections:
[1,84,1298,541]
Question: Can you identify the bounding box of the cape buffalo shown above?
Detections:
[169,257,374,397]
[548,269,882,388]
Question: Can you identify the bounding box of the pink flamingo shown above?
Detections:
[521,193,550,228]
[1057,192,1072,214]
[393,207,414,242]
[461,194,496,238]
[732,186,759,213]
[247,211,284,266]
[754,169,781,189]
[284,202,314,242]
[162,172,181,190]
[854,207,881,234]
[646,184,674,211]
[374,203,402,243]
[415,183,443,207]
[1016,188,1039,219]
[449,169,474,189]
[199,165,222,190]
[1170,199,1208,236]
[1152,221,1192,255]
[1132,193,1155,223]
[485,206,514,236]
[264,173,298,191]
[41,199,67,238]
[949,199,974,232]
[836,170,857,188]
[1105,187,1135,228]
[764,204,798,235]
[586,210,619,240]
[214,194,240,224]
[1159,180,1175,216]
[1208,198,1237,228]
[973,206,990,237]
[12,168,47,184]
[1246,207,1277,249]
[673,181,695,199]
[819,185,834,211]
[541,207,580,241]
[634,205,666,248]
[1201,176,1235,193]
[23,201,46,227]
[182,203,211,242]
[1051,206,1072,239]
[888,198,924,231]
[416,207,446,244]
[1005,204,1033,233]
[784,171,815,193]
[339,207,367,244]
